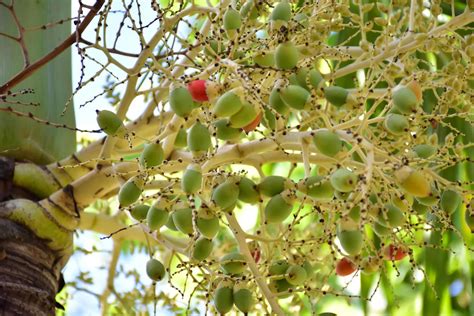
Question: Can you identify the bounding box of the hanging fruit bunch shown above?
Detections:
[91,1,472,314]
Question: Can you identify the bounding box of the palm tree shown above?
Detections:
[1,1,473,315]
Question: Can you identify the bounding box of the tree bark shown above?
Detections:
[0,218,61,315]
[0,157,63,315]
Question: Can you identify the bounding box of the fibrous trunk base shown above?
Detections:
[0,218,60,315]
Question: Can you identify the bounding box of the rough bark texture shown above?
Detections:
[0,157,62,315]
[0,218,61,315]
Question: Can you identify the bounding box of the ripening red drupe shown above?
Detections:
[187,80,209,102]
[243,111,262,132]
[383,244,408,261]
[336,257,357,276]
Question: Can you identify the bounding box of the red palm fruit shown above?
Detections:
[187,80,208,102]
[248,242,261,263]
[243,111,262,132]
[382,244,408,261]
[187,80,219,102]
[335,257,357,276]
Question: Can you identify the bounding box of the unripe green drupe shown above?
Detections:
[212,181,240,209]
[181,164,202,194]
[169,87,195,117]
[188,121,212,152]
[118,177,143,207]
[330,169,357,192]
[313,130,342,157]
[275,42,299,69]
[139,142,164,168]
[146,258,166,282]
[265,193,293,223]
[96,110,125,136]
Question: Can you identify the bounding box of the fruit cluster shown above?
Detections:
[92,0,471,314]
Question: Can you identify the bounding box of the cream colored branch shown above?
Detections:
[47,111,173,182]
[79,211,187,250]
[100,241,121,316]
[300,136,312,177]
[225,213,285,316]
[332,10,474,79]
[48,130,371,215]
[408,0,417,32]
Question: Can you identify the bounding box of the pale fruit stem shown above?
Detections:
[332,11,474,78]
[225,213,285,316]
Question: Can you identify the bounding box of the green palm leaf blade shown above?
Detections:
[0,0,75,164]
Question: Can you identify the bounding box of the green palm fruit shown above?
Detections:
[373,221,391,236]
[214,119,243,140]
[212,181,240,209]
[324,86,350,107]
[413,144,436,158]
[298,176,334,200]
[169,87,195,117]
[265,193,293,223]
[254,52,275,67]
[269,87,290,115]
[412,199,429,215]
[188,121,212,152]
[238,177,260,204]
[172,208,193,235]
[146,258,166,281]
[285,265,307,285]
[181,164,202,194]
[384,113,409,135]
[118,177,143,207]
[394,166,431,197]
[288,67,309,90]
[337,228,363,255]
[275,42,299,69]
[280,85,310,110]
[330,168,357,192]
[378,203,405,227]
[270,1,291,23]
[269,279,294,297]
[269,260,290,278]
[174,128,187,148]
[214,281,234,314]
[223,8,242,30]
[96,110,125,136]
[233,285,254,313]
[229,102,258,128]
[392,82,421,114]
[196,207,220,239]
[240,0,258,20]
[308,69,325,89]
[139,142,164,168]
[258,175,286,197]
[263,108,277,130]
[147,203,169,230]
[220,253,247,274]
[214,90,244,117]
[313,130,342,157]
[165,215,178,231]
[192,237,214,261]
[440,190,461,214]
[130,204,149,221]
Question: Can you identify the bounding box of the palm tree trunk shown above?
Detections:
[0,218,61,315]
[0,157,64,315]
